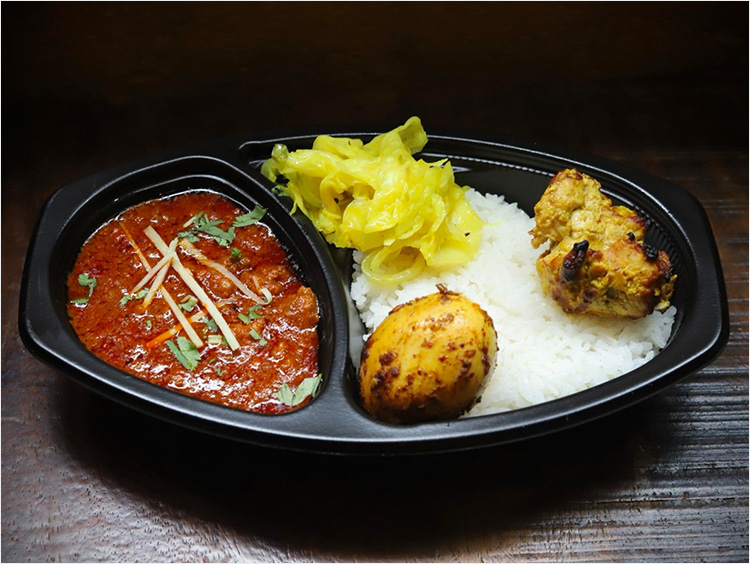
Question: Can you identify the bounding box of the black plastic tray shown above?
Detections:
[19,129,729,454]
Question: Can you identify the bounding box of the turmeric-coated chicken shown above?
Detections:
[530,169,675,318]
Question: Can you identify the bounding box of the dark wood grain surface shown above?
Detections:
[2,3,747,562]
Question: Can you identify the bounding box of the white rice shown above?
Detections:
[350,189,676,416]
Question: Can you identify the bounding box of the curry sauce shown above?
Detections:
[67,191,320,413]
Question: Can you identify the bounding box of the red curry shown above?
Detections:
[67,191,320,413]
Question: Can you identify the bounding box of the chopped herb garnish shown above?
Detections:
[179,295,199,312]
[78,273,97,297]
[249,328,267,346]
[146,320,152,329]
[183,212,203,228]
[238,304,263,324]
[215,366,223,377]
[208,225,234,247]
[230,247,243,261]
[233,206,267,228]
[166,336,201,370]
[195,215,234,246]
[202,317,219,333]
[177,230,200,243]
[119,288,148,307]
[178,213,235,246]
[276,374,322,407]
[276,384,294,406]
[71,273,98,304]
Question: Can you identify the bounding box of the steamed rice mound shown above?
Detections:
[350,189,676,416]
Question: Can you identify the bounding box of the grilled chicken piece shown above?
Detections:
[530,169,675,318]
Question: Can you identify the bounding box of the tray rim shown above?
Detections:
[18,128,730,455]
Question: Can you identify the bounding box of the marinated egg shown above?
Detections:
[359,286,497,423]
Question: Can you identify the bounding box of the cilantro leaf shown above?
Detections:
[238,304,263,324]
[294,374,322,403]
[177,230,200,243]
[183,212,203,228]
[179,295,199,312]
[230,247,243,261]
[276,383,295,406]
[249,328,267,346]
[70,298,89,304]
[202,317,218,333]
[78,273,97,297]
[276,374,322,407]
[166,337,201,370]
[233,206,267,228]
[178,212,235,246]
[119,289,148,307]
[195,215,234,246]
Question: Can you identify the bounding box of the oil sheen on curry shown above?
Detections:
[67,191,320,414]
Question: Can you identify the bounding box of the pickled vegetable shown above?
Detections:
[261,117,483,285]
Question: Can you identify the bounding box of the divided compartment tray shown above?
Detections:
[19,130,729,454]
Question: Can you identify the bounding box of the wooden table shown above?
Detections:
[2,4,747,562]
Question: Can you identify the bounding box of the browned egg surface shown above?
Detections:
[67,191,319,414]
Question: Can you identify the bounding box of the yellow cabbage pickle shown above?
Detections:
[261,117,483,284]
